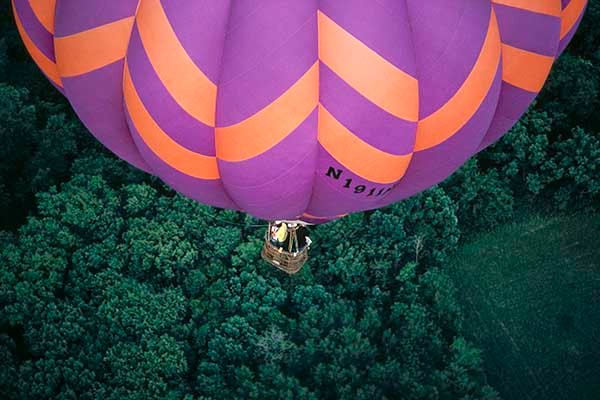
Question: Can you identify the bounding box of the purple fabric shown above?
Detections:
[494,3,560,56]
[304,147,396,217]
[320,0,416,75]
[125,111,239,211]
[382,67,503,205]
[127,27,215,155]
[13,0,587,223]
[54,0,138,37]
[216,1,318,126]
[478,82,536,150]
[479,1,564,151]
[160,0,232,84]
[218,109,318,188]
[218,109,319,219]
[320,63,415,155]
[13,0,55,61]
[407,0,490,118]
[61,61,151,172]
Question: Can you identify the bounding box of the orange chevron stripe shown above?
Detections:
[54,17,134,77]
[318,11,419,122]
[502,44,554,92]
[123,63,219,180]
[491,0,561,16]
[216,63,319,163]
[136,0,216,127]
[318,105,412,184]
[28,0,55,34]
[12,0,62,87]
[414,9,501,152]
[302,213,347,220]
[561,0,587,39]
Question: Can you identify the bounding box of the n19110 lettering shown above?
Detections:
[326,167,393,198]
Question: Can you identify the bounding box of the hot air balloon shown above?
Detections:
[12,0,587,273]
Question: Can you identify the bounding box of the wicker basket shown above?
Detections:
[261,223,309,274]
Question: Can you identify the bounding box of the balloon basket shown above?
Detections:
[261,223,310,274]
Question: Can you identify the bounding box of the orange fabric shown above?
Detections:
[216,62,319,162]
[28,0,56,34]
[123,63,219,180]
[414,9,501,152]
[561,0,587,39]
[318,105,412,184]
[136,0,217,126]
[491,0,561,16]
[12,0,62,87]
[54,17,134,77]
[302,213,347,220]
[318,11,419,122]
[501,44,554,93]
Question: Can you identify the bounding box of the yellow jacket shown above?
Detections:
[275,224,288,242]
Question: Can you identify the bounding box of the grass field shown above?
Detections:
[448,213,600,400]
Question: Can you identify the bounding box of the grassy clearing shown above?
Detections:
[448,213,600,400]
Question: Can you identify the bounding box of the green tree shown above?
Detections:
[0,172,497,399]
[0,84,95,228]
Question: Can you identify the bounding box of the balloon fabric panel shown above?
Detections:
[13,0,588,223]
